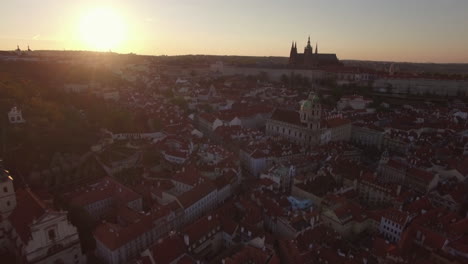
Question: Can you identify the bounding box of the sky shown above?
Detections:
[1,0,468,63]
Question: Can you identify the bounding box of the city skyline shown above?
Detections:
[1,0,468,63]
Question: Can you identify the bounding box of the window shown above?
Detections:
[3,187,7,193]
[48,229,56,240]
[7,201,10,207]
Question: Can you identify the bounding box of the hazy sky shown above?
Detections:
[1,0,468,62]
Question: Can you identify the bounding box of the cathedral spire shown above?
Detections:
[315,42,318,54]
[306,36,312,51]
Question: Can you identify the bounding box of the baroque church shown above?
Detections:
[289,37,341,68]
[0,160,86,264]
[266,92,324,146]
[266,92,352,147]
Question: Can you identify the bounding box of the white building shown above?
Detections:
[176,181,218,225]
[0,162,16,252]
[378,208,409,243]
[64,83,89,93]
[8,106,25,124]
[373,77,468,96]
[260,164,296,193]
[337,95,372,110]
[7,188,85,264]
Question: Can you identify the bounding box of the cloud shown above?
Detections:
[32,34,41,40]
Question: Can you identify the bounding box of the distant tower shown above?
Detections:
[0,160,16,219]
[315,42,318,54]
[289,41,298,65]
[15,45,21,55]
[304,36,313,55]
[304,36,314,67]
[300,91,322,130]
[289,41,295,62]
[27,45,32,52]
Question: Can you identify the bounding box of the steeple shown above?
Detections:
[300,91,321,130]
[304,36,313,55]
[315,42,318,54]
[290,41,295,57]
[289,41,298,65]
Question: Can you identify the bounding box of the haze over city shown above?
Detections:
[2,0,468,62]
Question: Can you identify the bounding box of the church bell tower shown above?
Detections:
[300,92,321,130]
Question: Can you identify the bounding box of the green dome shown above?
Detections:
[310,94,320,103]
[301,100,313,111]
[301,92,320,111]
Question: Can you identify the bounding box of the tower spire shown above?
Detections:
[315,42,318,54]
[306,36,312,50]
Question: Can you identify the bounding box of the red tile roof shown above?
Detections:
[325,117,351,128]
[182,215,220,244]
[93,214,153,251]
[68,177,141,207]
[406,168,435,183]
[270,108,303,126]
[382,208,409,226]
[9,188,48,243]
[224,245,275,264]
[150,236,187,264]
[173,166,204,186]
[176,181,216,209]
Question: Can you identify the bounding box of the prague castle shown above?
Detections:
[289,37,341,68]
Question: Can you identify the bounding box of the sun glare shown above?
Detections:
[79,7,127,51]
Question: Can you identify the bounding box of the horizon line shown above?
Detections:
[1,49,468,65]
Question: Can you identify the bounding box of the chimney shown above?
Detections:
[184,234,190,246]
[208,215,212,221]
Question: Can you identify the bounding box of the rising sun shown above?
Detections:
[79,7,127,51]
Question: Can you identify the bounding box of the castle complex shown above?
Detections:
[289,37,341,68]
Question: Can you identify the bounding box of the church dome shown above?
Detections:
[301,100,313,111]
[301,92,320,111]
[310,94,320,103]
